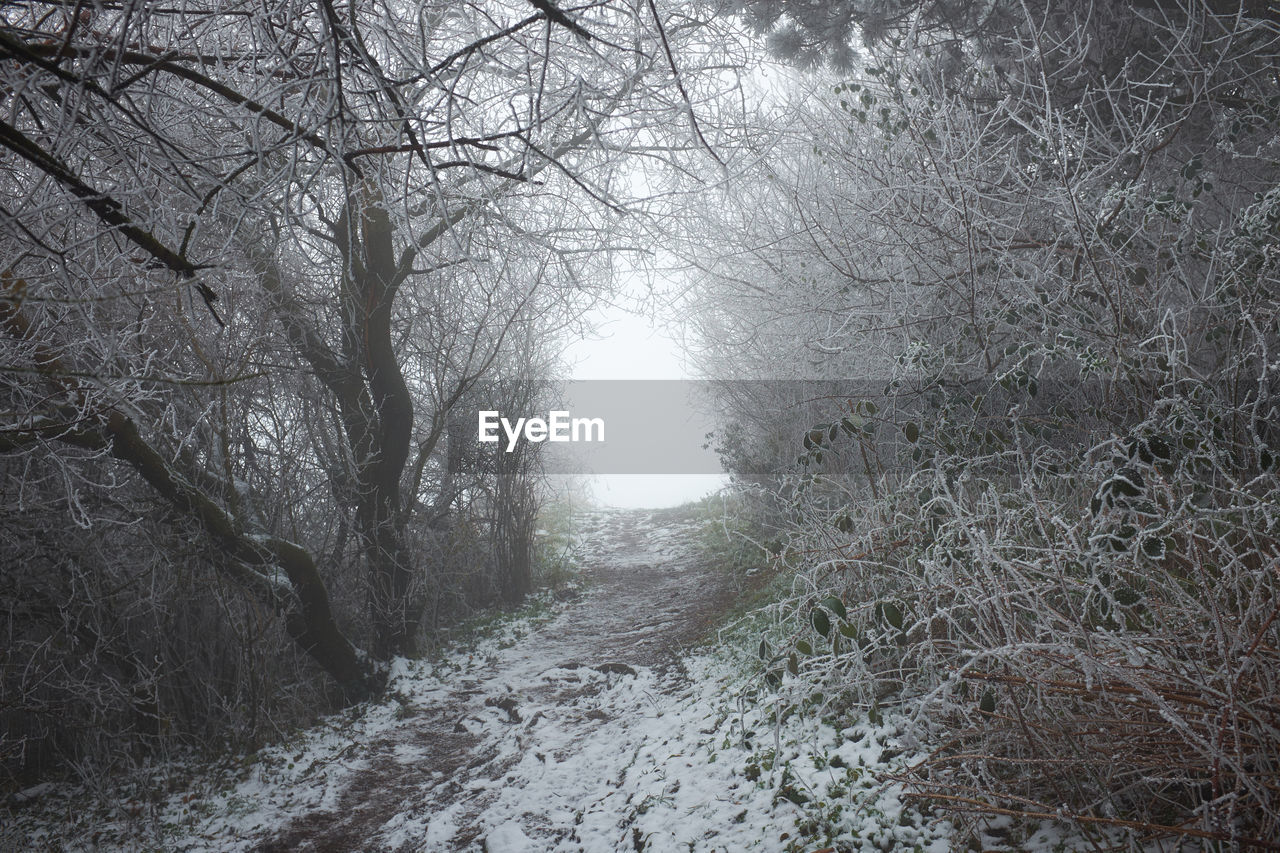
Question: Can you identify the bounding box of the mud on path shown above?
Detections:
[254,507,742,853]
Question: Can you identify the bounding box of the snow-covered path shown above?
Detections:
[251,507,742,852]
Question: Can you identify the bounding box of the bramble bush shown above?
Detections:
[690,1,1280,846]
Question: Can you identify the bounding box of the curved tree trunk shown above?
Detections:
[0,279,381,702]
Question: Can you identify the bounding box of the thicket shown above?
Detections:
[0,0,731,792]
[690,1,1280,847]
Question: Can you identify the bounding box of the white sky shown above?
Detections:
[558,297,729,509]
[562,305,688,380]
[540,39,805,509]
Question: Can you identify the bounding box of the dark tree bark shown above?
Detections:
[338,187,421,659]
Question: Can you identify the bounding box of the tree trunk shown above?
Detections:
[103,414,381,701]
[340,188,422,659]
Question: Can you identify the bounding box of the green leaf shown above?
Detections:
[786,652,799,676]
[778,785,809,806]
[758,638,770,660]
[821,595,847,620]
[878,601,904,630]
[979,690,996,714]
[1108,470,1144,497]
[903,422,919,443]
[838,623,859,639]
[811,608,831,638]
[795,639,813,656]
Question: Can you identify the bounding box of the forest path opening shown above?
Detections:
[254,506,742,852]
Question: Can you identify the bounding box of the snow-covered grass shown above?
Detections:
[577,652,954,853]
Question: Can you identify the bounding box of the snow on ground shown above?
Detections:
[8,508,954,852]
[360,647,950,853]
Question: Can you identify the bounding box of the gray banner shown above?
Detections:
[460,379,890,475]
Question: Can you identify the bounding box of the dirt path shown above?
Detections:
[253,507,740,853]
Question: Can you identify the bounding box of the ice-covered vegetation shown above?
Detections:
[685,0,1280,847]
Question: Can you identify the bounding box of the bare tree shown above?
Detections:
[0,0,737,779]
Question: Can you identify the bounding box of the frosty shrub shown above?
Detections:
[687,0,1280,846]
